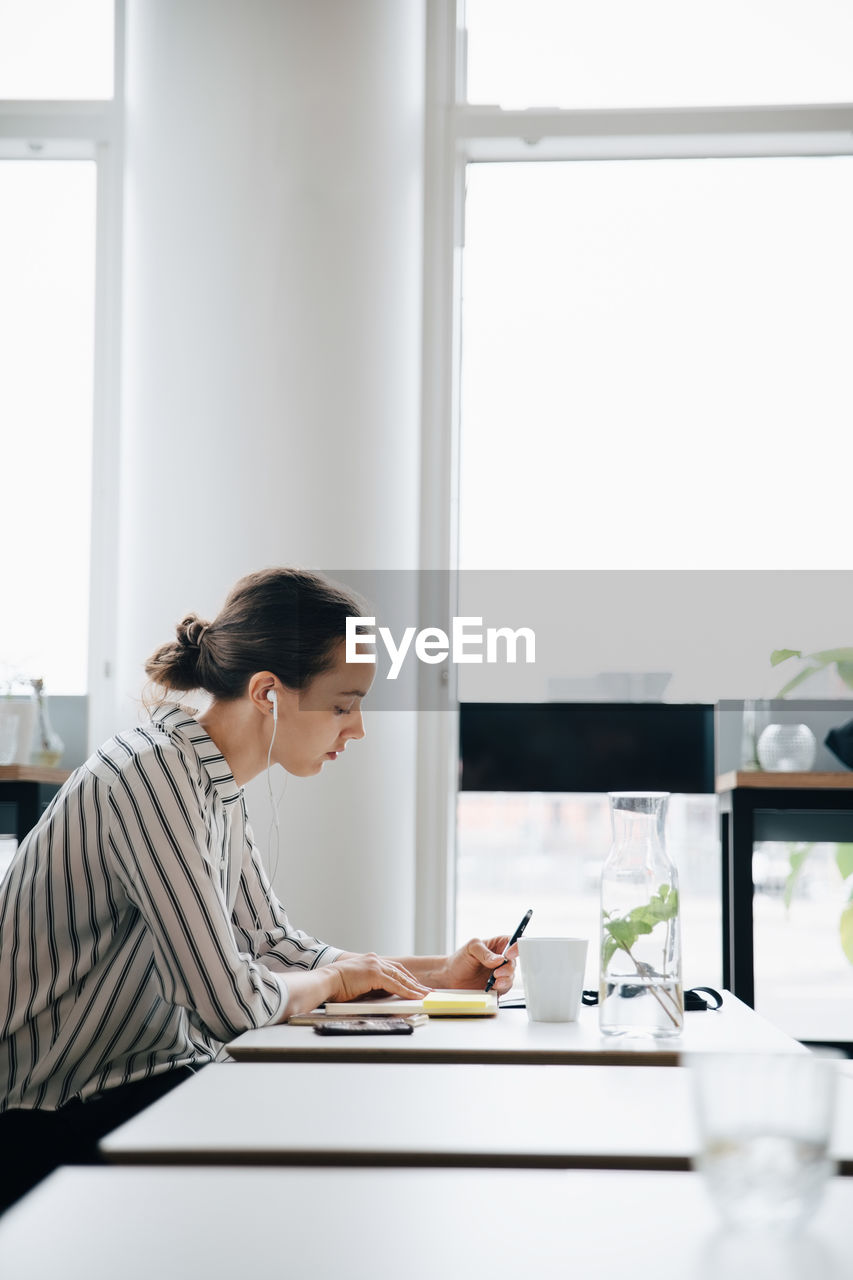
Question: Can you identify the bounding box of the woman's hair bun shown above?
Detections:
[176,614,210,650]
[143,613,210,697]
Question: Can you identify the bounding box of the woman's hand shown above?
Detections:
[316,936,520,1012]
[326,954,431,1004]
[443,936,518,995]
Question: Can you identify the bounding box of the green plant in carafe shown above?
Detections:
[599,791,683,1037]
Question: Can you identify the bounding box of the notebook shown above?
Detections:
[317,990,499,1018]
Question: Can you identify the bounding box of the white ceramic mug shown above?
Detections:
[518,936,588,1022]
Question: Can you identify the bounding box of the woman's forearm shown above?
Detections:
[272,952,433,1020]
[386,955,451,987]
[273,964,341,1020]
[335,950,450,988]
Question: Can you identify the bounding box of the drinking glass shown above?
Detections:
[689,1050,840,1233]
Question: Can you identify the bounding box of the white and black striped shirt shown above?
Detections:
[0,706,340,1111]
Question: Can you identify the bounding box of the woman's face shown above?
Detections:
[273,643,372,777]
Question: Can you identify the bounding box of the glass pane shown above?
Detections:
[466,0,853,108]
[451,572,853,705]
[456,793,721,992]
[0,162,96,694]
[753,840,853,1042]
[460,158,853,574]
[0,0,113,99]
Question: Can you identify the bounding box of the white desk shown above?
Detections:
[227,993,803,1065]
[100,1061,698,1168]
[3,1166,853,1279]
[97,1058,846,1172]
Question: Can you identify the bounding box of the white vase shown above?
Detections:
[0,706,17,764]
[757,723,816,772]
[0,697,36,766]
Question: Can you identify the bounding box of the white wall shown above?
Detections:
[117,0,425,952]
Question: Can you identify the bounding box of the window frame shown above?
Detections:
[416,0,853,952]
[0,0,124,743]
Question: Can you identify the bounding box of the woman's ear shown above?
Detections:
[247,671,277,717]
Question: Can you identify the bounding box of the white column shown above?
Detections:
[118,0,425,953]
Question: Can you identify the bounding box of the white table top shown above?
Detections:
[757,986,853,1045]
[226,992,803,1065]
[3,1166,853,1279]
[101,1058,853,1172]
[100,1060,696,1167]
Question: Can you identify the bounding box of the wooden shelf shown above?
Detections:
[0,765,72,785]
[716,770,853,793]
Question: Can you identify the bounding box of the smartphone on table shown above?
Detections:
[314,1017,415,1036]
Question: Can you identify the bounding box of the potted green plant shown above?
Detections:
[771,647,853,698]
[770,647,853,962]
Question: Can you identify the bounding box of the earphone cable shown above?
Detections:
[265,701,285,885]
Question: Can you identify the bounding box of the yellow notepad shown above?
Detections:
[422,990,498,1015]
[320,990,498,1018]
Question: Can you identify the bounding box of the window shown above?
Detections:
[0,0,114,99]
[0,0,120,710]
[421,4,853,998]
[466,0,853,109]
[459,156,853,574]
[0,161,97,693]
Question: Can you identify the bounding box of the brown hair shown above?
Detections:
[144,568,365,702]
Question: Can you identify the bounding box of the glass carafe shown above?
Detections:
[30,678,64,767]
[599,791,683,1037]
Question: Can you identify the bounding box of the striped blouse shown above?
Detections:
[0,705,340,1111]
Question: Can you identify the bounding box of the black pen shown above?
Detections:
[484,908,533,992]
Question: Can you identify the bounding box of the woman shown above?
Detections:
[0,568,517,1208]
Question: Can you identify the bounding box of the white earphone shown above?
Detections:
[265,687,283,882]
